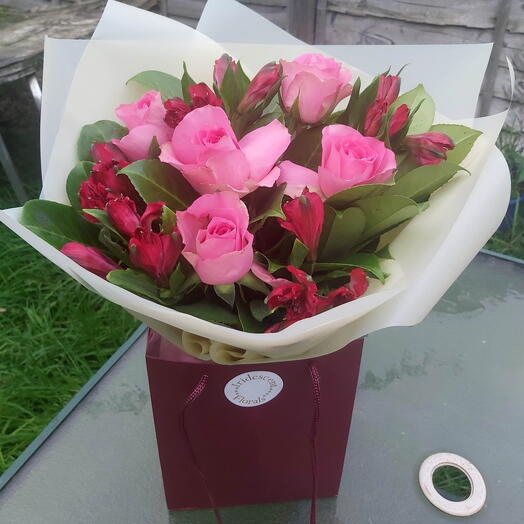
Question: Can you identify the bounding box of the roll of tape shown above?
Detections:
[419,452,486,517]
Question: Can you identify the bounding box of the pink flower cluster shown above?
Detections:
[58,51,457,332]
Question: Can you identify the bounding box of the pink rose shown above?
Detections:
[280,53,352,124]
[176,192,254,285]
[112,90,173,161]
[277,160,321,198]
[159,105,290,195]
[319,125,396,197]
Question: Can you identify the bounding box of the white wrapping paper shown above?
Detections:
[0,0,511,362]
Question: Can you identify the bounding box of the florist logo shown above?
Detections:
[224,371,283,407]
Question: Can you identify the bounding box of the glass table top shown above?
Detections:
[1,251,523,523]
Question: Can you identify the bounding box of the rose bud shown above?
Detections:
[388,104,409,136]
[405,132,455,166]
[61,242,119,279]
[278,189,324,261]
[129,228,182,287]
[237,62,280,113]
[188,83,223,108]
[106,196,140,237]
[280,53,352,124]
[176,191,254,285]
[214,54,237,88]
[363,99,388,137]
[164,97,191,128]
[377,75,400,106]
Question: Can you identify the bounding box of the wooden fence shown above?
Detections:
[166,0,524,129]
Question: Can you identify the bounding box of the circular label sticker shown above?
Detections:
[224,371,283,407]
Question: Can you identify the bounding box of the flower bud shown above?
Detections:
[61,242,119,279]
[388,104,409,136]
[278,188,324,261]
[405,132,455,165]
[377,75,400,106]
[213,54,237,88]
[238,62,280,113]
[106,196,140,237]
[188,83,222,108]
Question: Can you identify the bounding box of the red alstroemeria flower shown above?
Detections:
[61,242,119,279]
[140,201,166,232]
[79,144,144,222]
[405,132,455,165]
[164,97,192,128]
[266,266,369,332]
[214,54,238,88]
[278,189,324,261]
[129,228,182,286]
[324,268,369,307]
[266,266,319,332]
[188,83,223,108]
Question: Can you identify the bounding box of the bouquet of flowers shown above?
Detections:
[0,0,511,363]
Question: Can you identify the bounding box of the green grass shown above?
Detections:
[0,188,138,474]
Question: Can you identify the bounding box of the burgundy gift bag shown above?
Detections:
[145,329,363,511]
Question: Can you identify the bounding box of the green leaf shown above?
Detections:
[390,84,435,135]
[181,62,196,105]
[289,238,308,267]
[21,200,100,249]
[375,245,394,259]
[356,194,421,240]
[66,161,94,210]
[319,206,366,260]
[174,301,238,325]
[219,62,250,117]
[98,228,130,265]
[282,126,323,169]
[107,269,160,301]
[238,272,269,294]
[168,264,186,296]
[77,121,127,161]
[214,284,236,307]
[337,76,361,125]
[349,75,380,131]
[244,183,286,225]
[250,299,272,322]
[82,209,125,241]
[314,253,385,283]
[148,136,160,159]
[178,271,201,295]
[236,296,265,333]
[430,124,482,164]
[127,70,183,101]
[384,162,462,203]
[119,159,198,211]
[161,205,177,234]
[325,183,391,210]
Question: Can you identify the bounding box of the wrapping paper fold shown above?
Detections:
[0,0,512,362]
